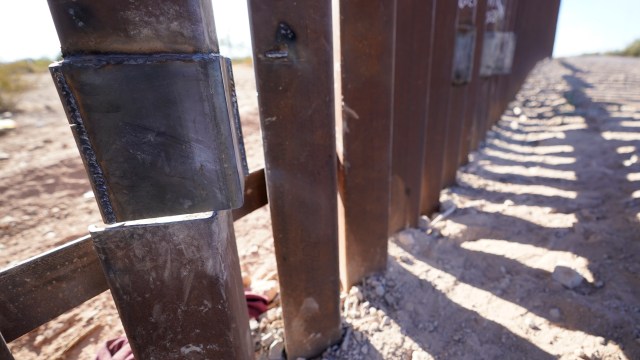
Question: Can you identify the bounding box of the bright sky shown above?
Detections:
[0,0,639,62]
[553,0,640,57]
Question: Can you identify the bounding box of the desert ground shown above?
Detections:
[1,56,639,359]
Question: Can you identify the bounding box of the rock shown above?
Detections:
[418,215,431,230]
[261,332,275,346]
[513,107,522,116]
[382,316,390,326]
[268,340,284,360]
[525,317,540,330]
[349,286,364,302]
[0,119,16,132]
[1,112,12,119]
[397,230,415,247]
[0,151,9,160]
[596,336,606,345]
[360,345,368,355]
[552,265,585,289]
[374,284,385,296]
[594,280,604,288]
[411,350,432,360]
[549,308,561,320]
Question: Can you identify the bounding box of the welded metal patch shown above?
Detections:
[452,28,476,85]
[50,54,247,223]
[480,31,516,76]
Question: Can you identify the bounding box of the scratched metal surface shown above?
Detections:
[91,212,252,360]
[50,55,247,223]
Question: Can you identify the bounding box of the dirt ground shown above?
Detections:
[2,56,639,359]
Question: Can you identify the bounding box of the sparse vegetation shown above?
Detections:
[0,58,52,112]
[609,39,640,57]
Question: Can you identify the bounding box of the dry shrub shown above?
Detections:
[0,59,52,112]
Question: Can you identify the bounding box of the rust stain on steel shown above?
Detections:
[47,0,219,55]
[389,0,435,235]
[248,0,341,358]
[49,54,248,223]
[339,0,396,287]
[90,212,252,360]
[459,0,488,166]
[420,0,459,216]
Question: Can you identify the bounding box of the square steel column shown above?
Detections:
[247,1,342,358]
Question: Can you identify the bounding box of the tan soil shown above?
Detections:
[2,56,640,359]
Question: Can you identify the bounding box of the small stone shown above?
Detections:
[0,151,9,160]
[341,328,351,351]
[374,284,385,296]
[382,316,390,326]
[397,230,415,247]
[261,332,275,346]
[411,350,431,360]
[594,280,604,288]
[360,345,368,355]
[418,215,431,230]
[349,286,364,302]
[525,317,540,330]
[596,336,606,345]
[249,319,259,331]
[549,308,561,320]
[513,107,522,116]
[368,307,377,316]
[268,340,284,360]
[552,265,585,289]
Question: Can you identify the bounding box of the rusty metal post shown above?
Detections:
[459,0,488,165]
[0,333,14,360]
[247,1,342,358]
[471,0,510,150]
[420,0,459,216]
[90,212,252,360]
[47,1,252,358]
[442,0,480,188]
[339,0,395,287]
[389,0,435,235]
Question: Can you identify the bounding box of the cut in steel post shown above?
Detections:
[48,0,247,224]
[90,212,252,360]
[247,0,342,358]
[388,0,436,235]
[442,0,480,188]
[420,0,459,216]
[339,0,395,287]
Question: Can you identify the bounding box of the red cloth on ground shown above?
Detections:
[95,336,134,360]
